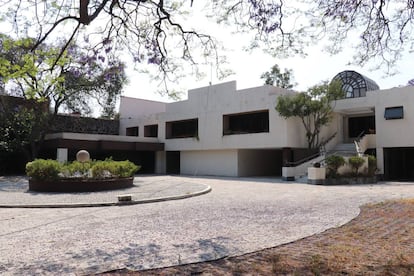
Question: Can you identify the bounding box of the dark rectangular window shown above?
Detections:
[126,126,139,136]
[144,124,158,137]
[223,110,269,135]
[384,106,403,120]
[166,119,198,139]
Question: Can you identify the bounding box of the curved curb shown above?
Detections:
[0,185,212,209]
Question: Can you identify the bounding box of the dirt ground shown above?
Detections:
[99,199,414,275]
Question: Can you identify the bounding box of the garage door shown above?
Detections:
[384,147,414,181]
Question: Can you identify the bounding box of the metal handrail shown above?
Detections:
[284,151,323,167]
[284,132,337,167]
[353,130,366,156]
[355,130,365,142]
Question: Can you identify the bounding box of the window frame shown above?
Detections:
[384,106,404,120]
[144,124,158,137]
[165,118,198,139]
[223,110,270,135]
[126,126,139,136]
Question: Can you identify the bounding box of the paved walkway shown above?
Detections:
[0,175,413,275]
[0,175,211,207]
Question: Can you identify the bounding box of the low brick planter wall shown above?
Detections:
[29,177,134,192]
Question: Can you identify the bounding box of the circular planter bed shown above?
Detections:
[29,177,134,192]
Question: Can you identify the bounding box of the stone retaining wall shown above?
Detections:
[50,115,119,135]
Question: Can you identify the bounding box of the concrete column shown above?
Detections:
[57,148,68,163]
[376,147,384,175]
[155,151,166,174]
[343,115,349,143]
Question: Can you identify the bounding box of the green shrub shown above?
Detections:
[91,160,139,179]
[325,155,345,178]
[63,160,94,177]
[348,156,365,176]
[112,160,140,178]
[26,158,139,180]
[26,159,62,180]
[368,155,377,176]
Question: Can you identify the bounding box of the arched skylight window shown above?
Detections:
[332,70,380,98]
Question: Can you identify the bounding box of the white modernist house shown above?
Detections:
[119,81,339,177]
[43,70,414,180]
[119,71,414,181]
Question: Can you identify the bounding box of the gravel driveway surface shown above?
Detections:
[0,176,413,275]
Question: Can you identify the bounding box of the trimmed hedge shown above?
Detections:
[26,159,139,181]
[26,159,62,181]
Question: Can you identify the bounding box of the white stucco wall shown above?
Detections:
[180,150,238,176]
[163,81,307,151]
[371,87,414,174]
[371,87,414,148]
[119,97,166,136]
[119,81,309,151]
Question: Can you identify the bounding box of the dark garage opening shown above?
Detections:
[166,151,180,174]
[384,147,414,181]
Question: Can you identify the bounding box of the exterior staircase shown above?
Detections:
[282,135,376,181]
[329,143,358,156]
[282,142,359,181]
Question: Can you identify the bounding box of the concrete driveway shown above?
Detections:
[0,176,413,275]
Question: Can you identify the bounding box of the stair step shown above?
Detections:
[329,143,358,156]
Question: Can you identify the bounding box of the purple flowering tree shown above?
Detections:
[1,34,126,117]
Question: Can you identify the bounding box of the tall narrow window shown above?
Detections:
[126,126,139,136]
[384,106,403,120]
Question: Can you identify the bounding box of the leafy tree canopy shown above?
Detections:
[261,64,296,89]
[0,97,47,159]
[0,33,127,160]
[0,0,412,94]
[0,33,127,117]
[276,80,343,149]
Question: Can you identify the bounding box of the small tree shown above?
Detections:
[348,156,365,176]
[276,80,343,149]
[325,155,345,178]
[261,64,296,89]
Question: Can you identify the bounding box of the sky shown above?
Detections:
[1,1,412,105]
[123,40,413,103]
[122,3,414,103]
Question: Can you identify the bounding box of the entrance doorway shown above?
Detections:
[348,115,375,138]
[166,151,180,174]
